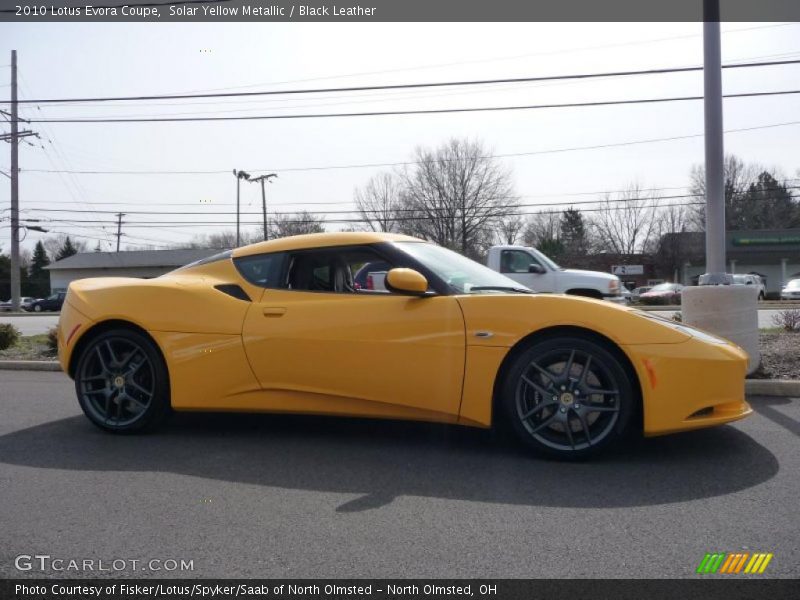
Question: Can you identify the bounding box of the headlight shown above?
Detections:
[608,279,620,294]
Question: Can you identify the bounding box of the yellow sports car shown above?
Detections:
[57,232,751,459]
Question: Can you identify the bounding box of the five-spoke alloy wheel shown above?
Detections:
[75,328,170,433]
[501,334,635,459]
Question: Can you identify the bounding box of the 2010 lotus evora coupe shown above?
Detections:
[57,232,752,459]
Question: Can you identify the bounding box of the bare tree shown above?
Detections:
[592,184,660,255]
[354,172,403,232]
[268,211,325,239]
[651,203,692,281]
[396,138,517,259]
[495,213,526,245]
[522,211,564,258]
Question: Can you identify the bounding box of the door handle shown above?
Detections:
[262,307,286,317]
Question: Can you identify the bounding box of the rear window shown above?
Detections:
[174,250,232,272]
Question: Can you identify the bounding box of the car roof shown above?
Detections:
[232,232,422,258]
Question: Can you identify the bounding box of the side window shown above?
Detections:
[287,246,396,294]
[500,250,538,274]
[234,252,286,288]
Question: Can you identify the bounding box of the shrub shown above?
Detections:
[47,326,59,353]
[771,309,800,332]
[0,323,21,351]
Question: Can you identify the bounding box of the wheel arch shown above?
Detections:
[68,319,167,379]
[491,325,643,431]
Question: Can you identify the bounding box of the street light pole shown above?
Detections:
[233,169,250,247]
[249,173,277,241]
[700,0,729,285]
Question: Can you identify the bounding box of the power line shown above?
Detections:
[28,187,799,221]
[20,89,800,124]
[17,119,800,176]
[6,59,800,107]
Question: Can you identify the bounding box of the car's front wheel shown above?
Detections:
[33,304,42,312]
[500,334,635,459]
[74,328,170,433]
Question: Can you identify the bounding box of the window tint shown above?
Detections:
[234,252,286,288]
[500,250,538,274]
[287,246,395,294]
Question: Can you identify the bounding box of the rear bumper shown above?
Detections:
[624,337,751,436]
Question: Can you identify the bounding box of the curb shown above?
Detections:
[0,312,60,317]
[745,379,800,397]
[0,360,61,372]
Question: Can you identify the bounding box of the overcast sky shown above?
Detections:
[1,21,799,253]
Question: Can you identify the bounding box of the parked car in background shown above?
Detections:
[0,296,36,312]
[619,287,632,304]
[29,291,66,312]
[732,274,766,300]
[631,286,652,303]
[638,283,684,305]
[781,278,800,300]
[486,245,624,302]
[353,260,390,291]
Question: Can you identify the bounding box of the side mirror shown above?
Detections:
[528,264,546,274]
[385,268,429,296]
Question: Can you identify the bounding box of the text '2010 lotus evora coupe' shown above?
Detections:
[57,232,751,459]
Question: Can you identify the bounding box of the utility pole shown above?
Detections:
[249,173,277,241]
[115,213,125,252]
[233,169,250,247]
[9,50,20,311]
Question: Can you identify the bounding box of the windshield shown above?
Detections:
[733,275,746,284]
[395,242,532,294]
[786,279,800,289]
[529,247,561,270]
[650,283,677,292]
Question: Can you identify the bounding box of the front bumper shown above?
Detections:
[624,337,751,436]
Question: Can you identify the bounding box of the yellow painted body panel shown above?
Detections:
[57,232,750,437]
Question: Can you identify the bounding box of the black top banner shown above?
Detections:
[2,0,800,23]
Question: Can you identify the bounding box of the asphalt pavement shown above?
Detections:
[0,371,797,579]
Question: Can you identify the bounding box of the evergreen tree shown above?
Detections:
[55,236,79,261]
[559,208,588,255]
[27,241,51,298]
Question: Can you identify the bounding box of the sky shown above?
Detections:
[1,21,799,253]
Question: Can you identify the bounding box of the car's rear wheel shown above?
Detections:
[74,328,170,433]
[500,334,634,459]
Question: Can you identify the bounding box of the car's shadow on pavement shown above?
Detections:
[0,412,778,512]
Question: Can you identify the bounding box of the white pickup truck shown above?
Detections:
[486,245,625,302]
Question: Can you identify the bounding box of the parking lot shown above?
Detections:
[0,370,797,579]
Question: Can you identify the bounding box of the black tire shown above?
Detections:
[758,292,765,301]
[499,334,635,460]
[74,328,171,433]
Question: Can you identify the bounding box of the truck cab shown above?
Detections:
[486,245,624,302]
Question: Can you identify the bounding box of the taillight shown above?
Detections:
[366,274,374,290]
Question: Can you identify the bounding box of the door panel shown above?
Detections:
[242,289,466,417]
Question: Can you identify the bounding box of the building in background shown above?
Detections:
[667,229,800,296]
[46,248,225,293]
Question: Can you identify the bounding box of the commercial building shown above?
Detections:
[46,248,224,293]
